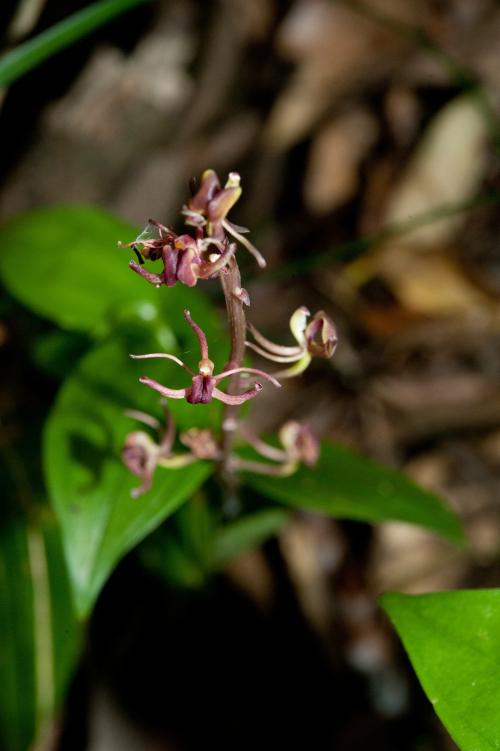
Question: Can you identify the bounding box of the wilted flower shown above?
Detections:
[246,307,338,378]
[278,421,319,467]
[180,428,221,460]
[131,309,281,406]
[234,420,320,476]
[183,169,266,268]
[122,430,161,498]
[122,409,196,498]
[119,219,235,288]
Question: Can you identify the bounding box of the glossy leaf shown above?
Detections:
[0,515,79,751]
[214,509,289,565]
[44,323,216,617]
[0,0,149,88]
[0,204,221,339]
[382,590,500,751]
[245,441,464,546]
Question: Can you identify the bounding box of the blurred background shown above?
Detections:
[2,0,500,749]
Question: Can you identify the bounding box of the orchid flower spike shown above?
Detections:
[122,408,196,498]
[183,169,267,268]
[119,219,236,288]
[246,307,338,378]
[130,309,281,406]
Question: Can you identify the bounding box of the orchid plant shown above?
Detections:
[0,171,467,751]
[119,169,338,498]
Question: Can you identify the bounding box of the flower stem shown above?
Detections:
[219,256,246,478]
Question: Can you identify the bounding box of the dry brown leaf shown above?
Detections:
[304,108,378,214]
[384,95,488,246]
[378,249,489,315]
[264,0,415,150]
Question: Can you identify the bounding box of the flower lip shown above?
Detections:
[305,311,338,359]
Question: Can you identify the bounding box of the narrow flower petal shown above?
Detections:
[224,220,249,234]
[183,309,209,360]
[130,353,194,375]
[221,219,267,268]
[245,340,304,363]
[129,261,163,286]
[231,457,297,477]
[212,384,262,405]
[124,409,161,430]
[159,409,176,455]
[238,426,288,462]
[138,376,187,399]
[247,321,304,357]
[214,366,281,388]
[272,353,312,379]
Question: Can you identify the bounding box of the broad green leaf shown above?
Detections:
[139,495,216,590]
[0,204,223,339]
[44,323,217,617]
[0,515,80,751]
[32,329,91,379]
[214,509,288,565]
[245,441,464,546]
[0,0,149,88]
[381,590,500,751]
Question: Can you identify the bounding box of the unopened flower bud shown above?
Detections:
[305,311,338,359]
[233,286,250,306]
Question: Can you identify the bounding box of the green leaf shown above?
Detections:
[0,515,80,751]
[139,495,216,590]
[214,509,289,565]
[44,325,216,617]
[244,441,464,546]
[381,590,500,751]
[0,0,149,88]
[0,204,223,339]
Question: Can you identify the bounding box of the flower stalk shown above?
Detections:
[120,169,338,497]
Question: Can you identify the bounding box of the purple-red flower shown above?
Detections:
[119,219,235,288]
[131,309,281,406]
